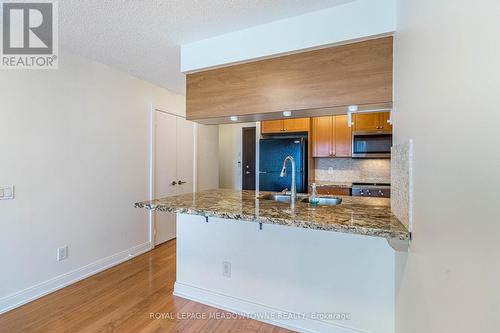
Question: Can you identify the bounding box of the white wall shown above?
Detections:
[0,49,185,313]
[175,214,395,333]
[181,0,396,72]
[218,122,256,189]
[394,1,500,332]
[196,124,220,191]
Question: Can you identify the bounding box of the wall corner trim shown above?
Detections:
[0,241,152,314]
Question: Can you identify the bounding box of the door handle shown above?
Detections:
[245,171,251,175]
[171,181,177,186]
[178,180,187,185]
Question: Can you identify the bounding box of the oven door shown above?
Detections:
[352,132,392,158]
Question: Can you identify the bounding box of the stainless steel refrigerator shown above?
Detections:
[259,137,307,193]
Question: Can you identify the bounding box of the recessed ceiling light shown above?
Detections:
[283,111,292,117]
[348,105,358,112]
[230,116,238,121]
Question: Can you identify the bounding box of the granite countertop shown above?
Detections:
[135,189,409,241]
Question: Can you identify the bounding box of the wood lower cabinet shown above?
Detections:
[311,115,352,157]
[261,118,309,134]
[353,111,392,133]
[317,187,351,196]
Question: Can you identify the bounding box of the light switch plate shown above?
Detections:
[0,185,14,200]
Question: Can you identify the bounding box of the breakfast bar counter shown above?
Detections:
[135,189,409,241]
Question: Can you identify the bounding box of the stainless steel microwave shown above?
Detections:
[352,132,392,158]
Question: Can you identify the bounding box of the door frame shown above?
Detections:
[149,105,197,248]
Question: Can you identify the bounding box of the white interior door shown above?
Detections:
[154,111,178,245]
[176,117,194,194]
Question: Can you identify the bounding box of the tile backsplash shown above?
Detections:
[314,158,391,184]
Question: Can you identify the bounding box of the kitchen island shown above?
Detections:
[135,189,408,333]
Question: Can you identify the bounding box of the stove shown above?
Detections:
[351,183,391,198]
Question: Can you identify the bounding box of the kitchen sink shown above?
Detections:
[259,194,342,206]
[258,194,295,203]
[301,197,342,206]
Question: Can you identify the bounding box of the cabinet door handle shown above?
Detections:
[171,181,177,186]
[177,180,187,185]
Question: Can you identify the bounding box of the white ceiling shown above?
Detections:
[59,0,351,94]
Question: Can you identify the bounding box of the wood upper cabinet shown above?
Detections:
[352,113,380,132]
[311,117,333,157]
[311,115,352,157]
[334,115,352,157]
[283,118,310,132]
[380,112,392,133]
[261,120,283,133]
[186,37,393,121]
[261,118,309,134]
[352,112,392,133]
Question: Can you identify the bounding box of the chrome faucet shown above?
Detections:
[280,155,296,202]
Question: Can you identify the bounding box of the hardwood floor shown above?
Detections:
[0,240,292,333]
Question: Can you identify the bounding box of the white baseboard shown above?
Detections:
[0,241,152,315]
[173,282,370,333]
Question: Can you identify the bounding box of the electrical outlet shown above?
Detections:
[57,246,68,261]
[328,167,334,175]
[222,261,231,278]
